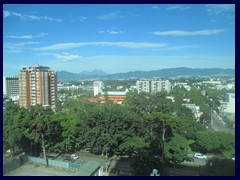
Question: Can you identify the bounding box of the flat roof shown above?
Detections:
[107,91,126,96]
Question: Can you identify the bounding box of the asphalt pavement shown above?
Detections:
[185,154,207,166]
[211,113,234,133]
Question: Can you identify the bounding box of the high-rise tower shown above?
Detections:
[93,81,104,96]
[3,76,19,100]
[18,65,58,109]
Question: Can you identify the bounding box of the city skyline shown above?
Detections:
[3,4,235,76]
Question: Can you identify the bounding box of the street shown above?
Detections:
[211,112,234,133]
[183,154,208,166]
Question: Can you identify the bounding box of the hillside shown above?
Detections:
[57,67,235,82]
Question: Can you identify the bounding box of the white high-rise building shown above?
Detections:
[161,80,171,93]
[3,76,19,100]
[151,80,162,93]
[93,81,104,96]
[136,80,151,93]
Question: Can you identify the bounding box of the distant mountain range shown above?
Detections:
[80,69,108,76]
[57,67,235,82]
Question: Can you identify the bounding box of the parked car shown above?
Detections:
[193,153,207,159]
[70,154,79,160]
[185,157,195,162]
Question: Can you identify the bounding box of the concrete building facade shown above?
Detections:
[136,80,150,93]
[3,76,19,100]
[18,65,58,109]
[105,90,128,104]
[223,93,235,114]
[136,79,171,93]
[93,81,104,96]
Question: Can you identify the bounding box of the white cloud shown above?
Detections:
[97,11,123,20]
[152,45,199,51]
[108,30,121,35]
[166,5,190,11]
[35,33,49,38]
[39,52,81,61]
[151,29,225,36]
[205,4,235,15]
[7,33,48,39]
[70,16,87,23]
[152,5,160,9]
[108,30,125,35]
[8,35,33,39]
[36,42,168,51]
[3,10,11,17]
[98,29,125,35]
[56,52,81,61]
[79,16,87,22]
[5,41,40,53]
[3,10,63,22]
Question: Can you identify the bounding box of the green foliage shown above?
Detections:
[195,131,220,153]
[118,137,149,155]
[201,158,235,176]
[195,131,235,157]
[3,80,235,173]
[131,151,161,176]
[164,134,189,163]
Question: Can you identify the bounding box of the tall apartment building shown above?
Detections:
[136,80,151,93]
[151,80,162,93]
[18,65,58,109]
[136,79,171,93]
[3,76,19,100]
[161,80,171,92]
[93,81,104,96]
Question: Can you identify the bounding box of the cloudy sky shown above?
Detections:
[3,4,235,76]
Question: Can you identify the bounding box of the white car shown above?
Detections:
[193,153,207,159]
[70,154,79,160]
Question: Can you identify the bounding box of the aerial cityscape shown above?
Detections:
[3,4,235,176]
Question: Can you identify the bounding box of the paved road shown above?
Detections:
[184,154,207,166]
[211,112,234,133]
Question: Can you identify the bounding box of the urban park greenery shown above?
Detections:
[3,89,235,175]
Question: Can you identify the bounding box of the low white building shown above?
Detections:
[182,103,202,121]
[166,96,175,102]
[174,82,191,91]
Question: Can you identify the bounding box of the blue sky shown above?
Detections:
[3,4,235,76]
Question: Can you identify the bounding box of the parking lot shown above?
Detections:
[41,152,105,166]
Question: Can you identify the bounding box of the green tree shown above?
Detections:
[144,112,176,160]
[164,134,190,163]
[3,101,21,155]
[201,157,235,176]
[195,131,220,153]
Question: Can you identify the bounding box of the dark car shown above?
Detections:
[185,157,194,162]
